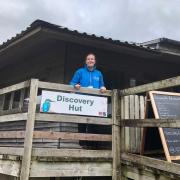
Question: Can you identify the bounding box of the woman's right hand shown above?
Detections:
[74,84,81,90]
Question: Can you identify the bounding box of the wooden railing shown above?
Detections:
[118,76,180,180]
[0,79,115,179]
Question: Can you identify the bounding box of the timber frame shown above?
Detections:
[0,76,180,179]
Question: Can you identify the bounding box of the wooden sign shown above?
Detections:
[148,91,180,162]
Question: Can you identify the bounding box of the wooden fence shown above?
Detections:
[0,79,114,180]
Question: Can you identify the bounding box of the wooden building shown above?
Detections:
[0,20,180,180]
[1,20,180,89]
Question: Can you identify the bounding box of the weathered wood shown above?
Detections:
[0,94,5,110]
[20,79,39,180]
[38,81,112,96]
[0,159,20,177]
[119,76,180,96]
[8,91,15,110]
[0,80,30,95]
[36,113,112,125]
[32,148,112,159]
[0,147,23,156]
[33,131,112,141]
[120,119,180,127]
[121,152,180,176]
[0,131,109,141]
[124,96,130,151]
[0,113,27,123]
[129,95,135,152]
[112,89,121,180]
[30,161,112,177]
[19,89,25,110]
[122,163,178,180]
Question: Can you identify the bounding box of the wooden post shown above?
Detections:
[20,79,38,180]
[112,89,121,180]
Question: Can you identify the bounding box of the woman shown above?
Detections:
[70,53,106,93]
[70,53,107,149]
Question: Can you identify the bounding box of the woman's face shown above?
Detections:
[86,54,96,68]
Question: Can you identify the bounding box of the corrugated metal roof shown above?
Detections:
[0,19,157,52]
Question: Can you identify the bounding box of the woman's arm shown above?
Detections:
[70,70,81,89]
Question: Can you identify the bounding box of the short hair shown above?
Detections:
[86,53,96,60]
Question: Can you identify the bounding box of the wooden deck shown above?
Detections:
[0,77,180,179]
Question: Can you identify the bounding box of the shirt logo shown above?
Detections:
[93,76,100,81]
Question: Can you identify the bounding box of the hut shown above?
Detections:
[0,20,180,180]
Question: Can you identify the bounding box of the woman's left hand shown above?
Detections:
[100,87,106,93]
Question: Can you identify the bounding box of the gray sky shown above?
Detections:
[0,0,180,44]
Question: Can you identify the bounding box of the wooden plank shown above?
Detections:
[134,95,140,153]
[129,95,135,152]
[32,148,112,159]
[33,131,112,141]
[112,89,121,180]
[35,113,112,125]
[30,161,112,177]
[0,113,27,122]
[0,94,5,110]
[0,80,30,95]
[38,81,112,96]
[121,152,180,176]
[19,88,25,110]
[120,119,180,127]
[0,159,20,177]
[124,96,130,151]
[0,147,23,156]
[119,76,180,96]
[20,79,39,180]
[8,91,15,110]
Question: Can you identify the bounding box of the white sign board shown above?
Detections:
[40,90,108,117]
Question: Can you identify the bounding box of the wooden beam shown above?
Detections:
[0,80,30,95]
[0,147,23,156]
[20,79,39,180]
[121,153,180,176]
[30,161,112,177]
[119,76,180,96]
[120,119,180,128]
[0,113,27,122]
[35,113,112,125]
[112,89,121,180]
[33,131,112,142]
[0,159,20,177]
[32,148,112,159]
[38,81,112,96]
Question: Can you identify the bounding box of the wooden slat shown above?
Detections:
[30,161,112,177]
[19,88,25,110]
[0,147,23,156]
[0,159,20,177]
[8,91,15,110]
[119,76,180,96]
[0,94,5,111]
[32,148,112,159]
[129,95,135,152]
[120,119,180,127]
[38,81,112,96]
[0,113,27,122]
[33,131,112,142]
[35,113,112,125]
[20,79,39,180]
[121,153,180,176]
[134,95,140,153]
[124,96,130,151]
[0,80,30,95]
[112,89,121,180]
